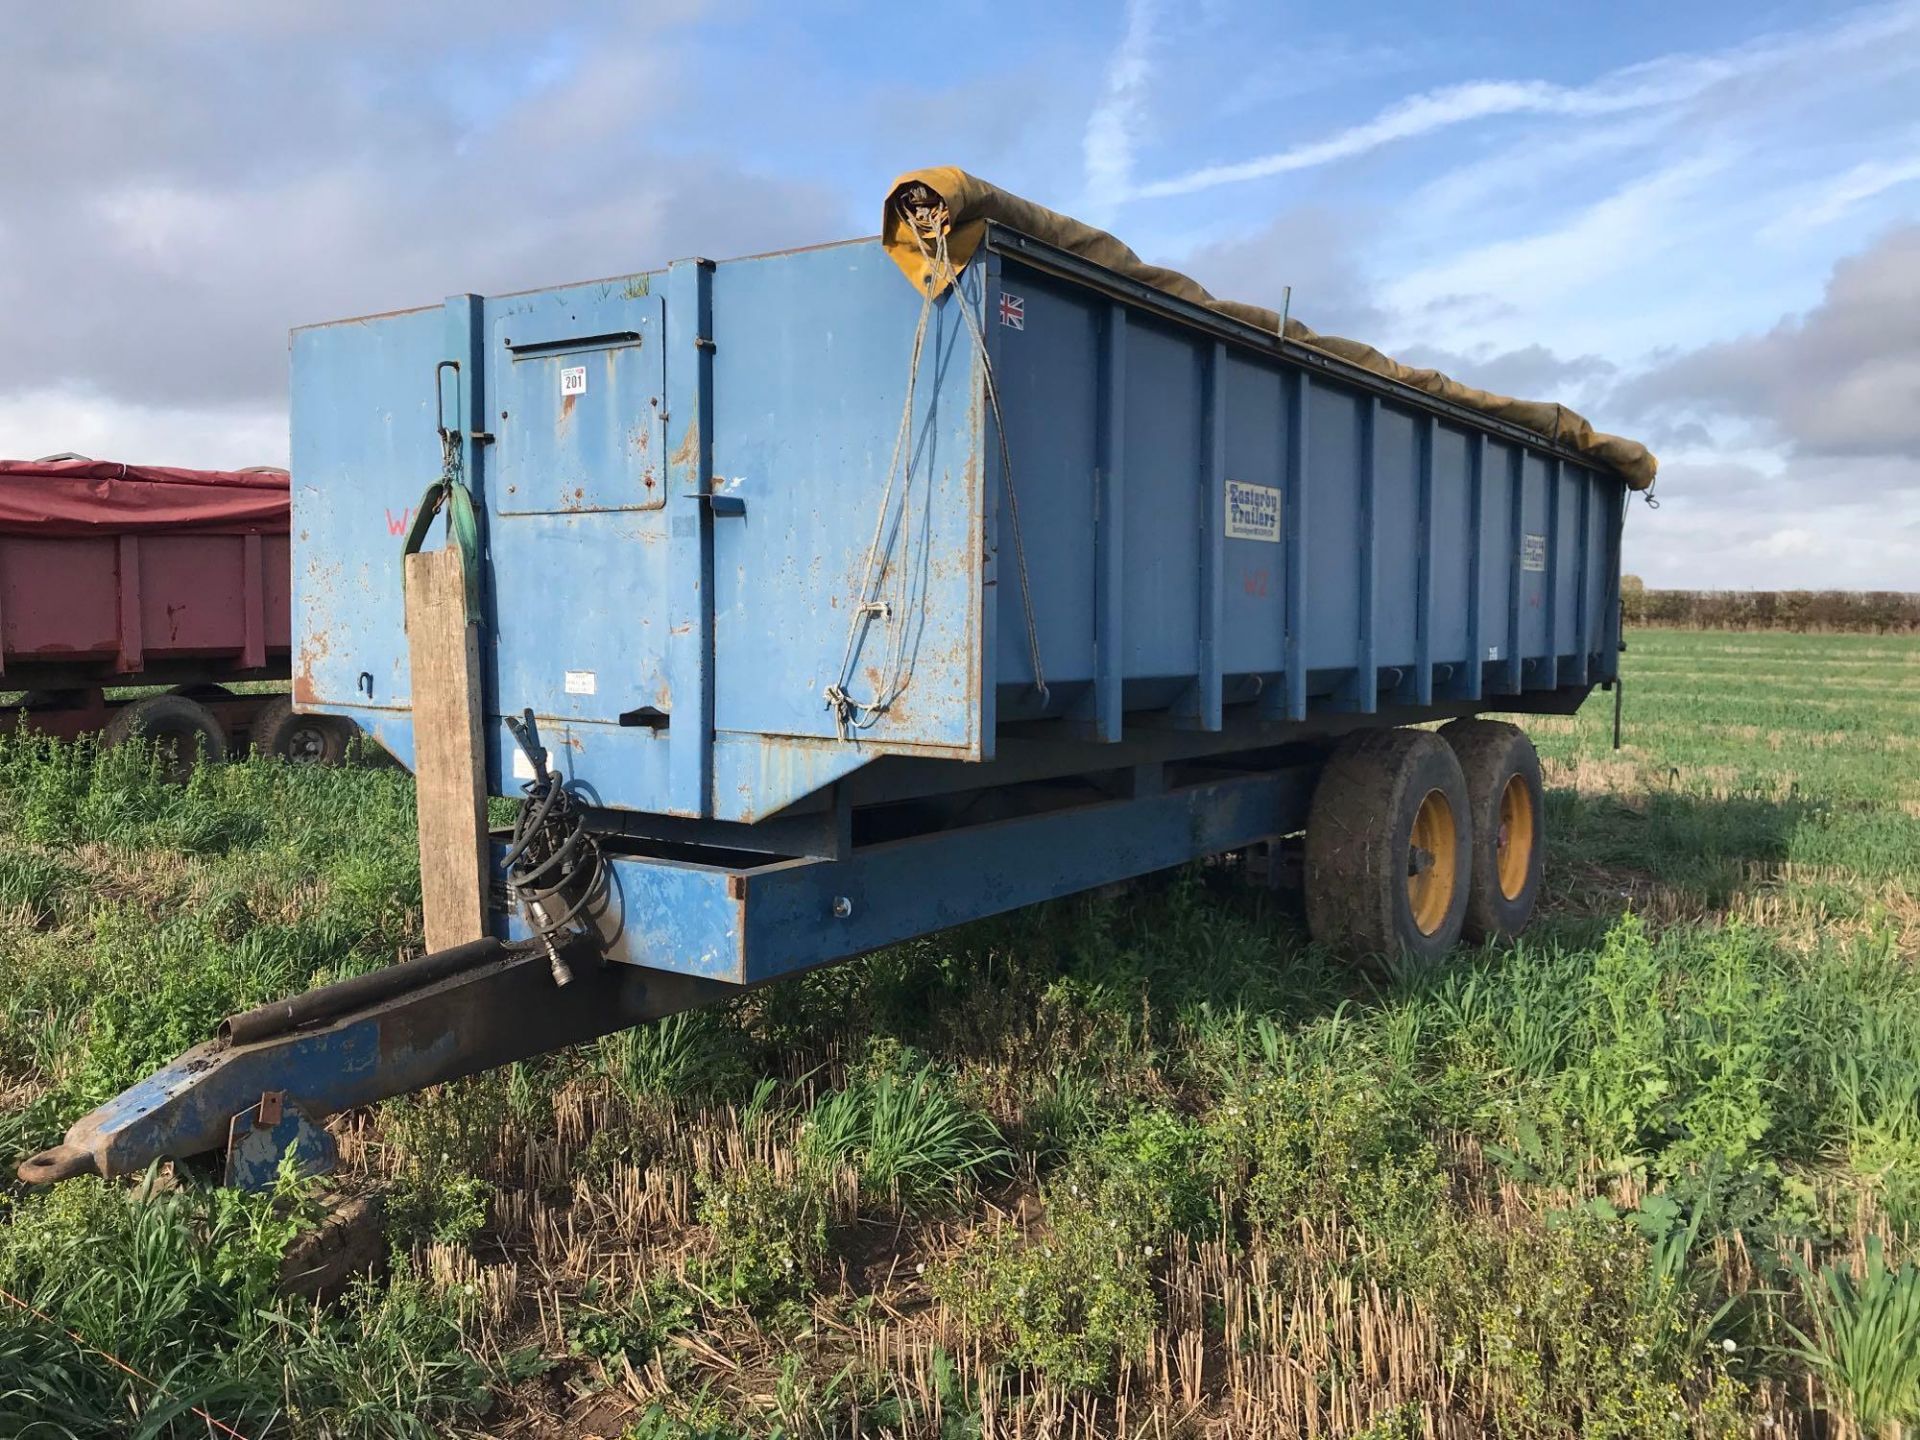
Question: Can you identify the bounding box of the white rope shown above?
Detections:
[824,251,938,737]
[822,200,1049,739]
[924,226,1050,708]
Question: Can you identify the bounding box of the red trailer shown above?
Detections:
[0,456,355,770]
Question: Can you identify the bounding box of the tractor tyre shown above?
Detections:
[1304,728,1472,961]
[1439,718,1544,943]
[103,694,227,781]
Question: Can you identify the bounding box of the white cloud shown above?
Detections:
[0,389,287,470]
[0,15,846,412]
[1378,154,1730,351]
[1082,0,1161,213]
[1134,79,1668,201]
[1624,493,1920,589]
[1179,206,1386,337]
[1129,1,1920,202]
[1773,149,1920,233]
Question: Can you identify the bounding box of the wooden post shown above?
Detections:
[404,548,488,951]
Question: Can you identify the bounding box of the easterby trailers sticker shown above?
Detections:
[1225,480,1282,542]
[1521,533,1547,571]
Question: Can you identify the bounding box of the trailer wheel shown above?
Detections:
[1439,719,1544,942]
[252,695,354,765]
[103,694,227,780]
[1304,729,1472,961]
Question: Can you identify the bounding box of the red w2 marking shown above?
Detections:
[385,506,415,536]
[1242,568,1270,598]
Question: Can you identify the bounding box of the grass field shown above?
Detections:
[2,627,1918,1438]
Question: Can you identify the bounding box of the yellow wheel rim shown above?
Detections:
[1407,789,1459,936]
[1496,774,1535,902]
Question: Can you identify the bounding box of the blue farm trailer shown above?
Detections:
[24,171,1654,1188]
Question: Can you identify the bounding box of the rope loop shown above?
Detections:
[400,428,484,622]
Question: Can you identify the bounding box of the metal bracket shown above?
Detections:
[619,706,670,731]
[225,1091,335,1191]
[433,359,461,441]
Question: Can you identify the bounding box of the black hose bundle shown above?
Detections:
[502,711,604,985]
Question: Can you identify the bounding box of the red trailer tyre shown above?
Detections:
[103,694,227,780]
[1439,719,1544,943]
[1305,728,1472,961]
[252,695,354,765]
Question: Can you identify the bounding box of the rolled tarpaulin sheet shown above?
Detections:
[882,167,1657,491]
[0,457,291,536]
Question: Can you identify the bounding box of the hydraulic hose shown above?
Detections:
[220,936,521,1047]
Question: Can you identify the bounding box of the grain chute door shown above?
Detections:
[491,281,666,516]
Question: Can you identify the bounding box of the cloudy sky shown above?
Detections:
[2,1,1916,587]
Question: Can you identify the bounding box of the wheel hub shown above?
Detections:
[1405,789,1458,936]
[287,724,329,763]
[1495,774,1535,902]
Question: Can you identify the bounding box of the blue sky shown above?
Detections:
[1,0,1916,586]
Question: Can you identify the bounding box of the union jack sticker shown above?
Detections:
[998,292,1025,329]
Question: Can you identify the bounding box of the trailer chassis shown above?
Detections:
[21,687,1592,1190]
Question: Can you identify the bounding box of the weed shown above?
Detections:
[1068,1106,1222,1242]
[598,1009,750,1105]
[621,1391,756,1440]
[800,1052,1008,1209]
[0,849,76,924]
[388,1170,491,1249]
[1787,1238,1920,1433]
[0,1163,486,1437]
[566,1271,697,1369]
[934,1197,1157,1390]
[1020,1065,1105,1163]
[1422,1207,1740,1439]
[693,1163,828,1315]
[1211,1061,1444,1273]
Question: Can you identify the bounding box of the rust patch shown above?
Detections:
[293,622,335,706]
[670,419,699,475]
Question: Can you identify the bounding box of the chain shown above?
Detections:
[400,423,484,621]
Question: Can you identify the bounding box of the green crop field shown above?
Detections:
[2,627,1918,1438]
